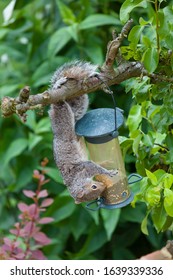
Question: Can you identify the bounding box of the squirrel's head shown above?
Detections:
[74,180,106,204]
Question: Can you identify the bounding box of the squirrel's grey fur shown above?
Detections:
[49,61,117,203]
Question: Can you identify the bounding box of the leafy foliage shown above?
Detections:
[0,159,54,260]
[120,0,173,235]
[0,0,173,260]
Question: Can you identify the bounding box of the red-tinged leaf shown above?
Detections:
[3,239,20,249]
[3,238,13,247]
[23,221,33,233]
[23,223,40,238]
[13,241,20,248]
[37,190,48,198]
[15,253,25,260]
[18,213,24,220]
[40,198,54,207]
[39,174,46,182]
[33,232,51,245]
[18,229,27,238]
[33,170,40,179]
[18,202,28,212]
[14,222,20,228]
[3,238,20,249]
[10,229,18,235]
[31,249,47,260]
[23,190,36,198]
[2,244,11,251]
[28,204,39,218]
[28,203,36,213]
[38,217,54,224]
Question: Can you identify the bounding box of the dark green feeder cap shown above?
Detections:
[75,108,124,144]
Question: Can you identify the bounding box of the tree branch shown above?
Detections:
[101,18,133,74]
[139,240,173,260]
[0,19,172,120]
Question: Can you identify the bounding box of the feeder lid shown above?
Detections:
[75,108,124,144]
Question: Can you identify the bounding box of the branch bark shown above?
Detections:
[0,19,172,120]
[139,240,173,260]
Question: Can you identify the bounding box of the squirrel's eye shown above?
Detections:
[91,184,97,190]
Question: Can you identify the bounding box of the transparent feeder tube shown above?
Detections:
[86,137,131,205]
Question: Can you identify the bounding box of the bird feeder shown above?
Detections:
[75,106,142,210]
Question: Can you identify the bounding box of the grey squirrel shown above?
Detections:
[49,61,117,203]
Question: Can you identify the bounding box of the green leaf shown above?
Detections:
[84,206,100,225]
[120,137,133,158]
[142,35,152,48]
[101,208,120,240]
[48,192,76,223]
[164,189,173,217]
[142,47,159,73]
[48,27,72,57]
[154,169,166,183]
[0,28,8,39]
[151,204,167,233]
[121,204,145,223]
[145,169,158,185]
[67,23,79,42]
[126,104,142,133]
[128,25,144,47]
[132,131,142,155]
[80,14,120,30]
[0,84,19,97]
[3,0,16,24]
[145,186,161,206]
[45,167,64,184]
[141,211,150,235]
[143,134,154,147]
[35,118,51,134]
[84,44,103,64]
[163,173,173,189]
[56,0,76,25]
[165,32,173,49]
[70,209,92,241]
[76,226,107,258]
[120,0,147,23]
[25,111,37,131]
[15,167,34,191]
[0,164,16,186]
[139,17,152,26]
[4,138,28,166]
[28,133,43,151]
[31,61,53,86]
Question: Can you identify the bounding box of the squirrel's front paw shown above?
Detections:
[107,169,118,177]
